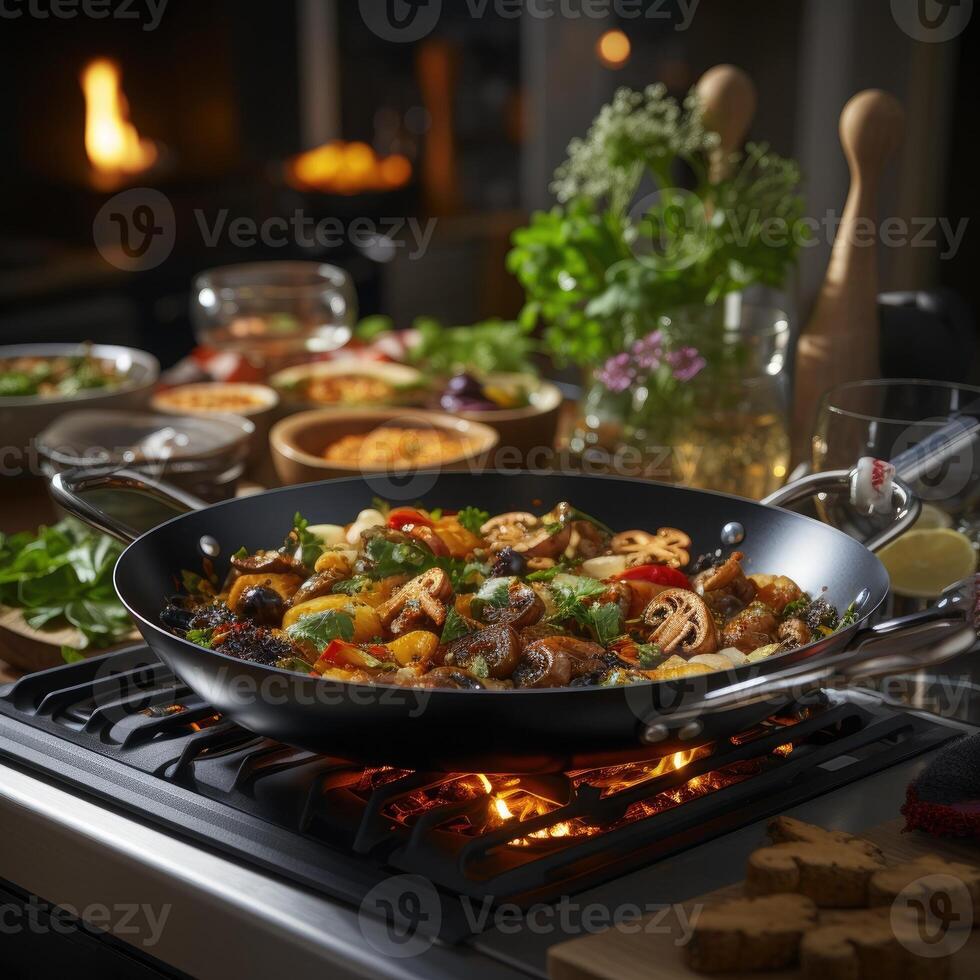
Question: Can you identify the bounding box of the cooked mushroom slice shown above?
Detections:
[777,618,812,649]
[517,523,572,560]
[531,635,609,678]
[512,639,573,688]
[416,666,487,689]
[721,601,779,653]
[611,528,692,568]
[475,580,545,629]
[291,570,346,607]
[694,551,757,605]
[375,568,453,635]
[642,588,718,657]
[231,550,306,576]
[748,574,804,615]
[445,625,522,679]
[480,512,540,551]
[406,525,450,558]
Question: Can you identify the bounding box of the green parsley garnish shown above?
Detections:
[287,512,325,570]
[285,609,355,652]
[457,506,489,535]
[441,607,474,644]
[185,628,215,649]
[635,642,665,669]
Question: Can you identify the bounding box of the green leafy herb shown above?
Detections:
[441,607,474,644]
[635,642,665,669]
[457,506,489,535]
[288,512,325,570]
[361,533,488,592]
[526,562,572,583]
[332,576,370,596]
[285,609,355,652]
[0,520,132,662]
[470,577,513,618]
[838,601,859,629]
[584,602,623,646]
[232,546,249,560]
[185,628,215,649]
[275,655,316,673]
[405,316,539,377]
[181,569,215,596]
[549,575,608,622]
[782,594,812,618]
[443,558,491,592]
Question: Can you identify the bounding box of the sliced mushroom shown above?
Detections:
[517,524,572,559]
[231,550,306,576]
[416,666,487,689]
[642,588,718,657]
[406,525,450,558]
[480,512,539,551]
[611,528,692,568]
[291,570,346,607]
[375,568,452,635]
[530,635,609,678]
[777,618,812,649]
[695,551,756,605]
[512,640,573,688]
[474,580,545,630]
[721,601,779,653]
[444,625,522,679]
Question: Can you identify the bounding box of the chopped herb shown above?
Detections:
[275,656,316,673]
[288,512,325,570]
[584,602,623,646]
[468,654,490,679]
[635,642,665,669]
[361,534,488,592]
[181,569,215,597]
[442,558,491,592]
[427,508,443,521]
[285,609,355,652]
[457,506,489,535]
[549,575,608,622]
[782,594,811,618]
[441,607,473,644]
[471,576,513,618]
[185,627,214,649]
[543,521,564,536]
[838,600,859,629]
[332,576,370,596]
[232,546,249,560]
[526,562,572,582]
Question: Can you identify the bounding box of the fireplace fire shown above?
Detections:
[80,58,158,189]
[286,140,412,196]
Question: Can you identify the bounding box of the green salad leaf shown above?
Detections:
[285,609,355,653]
[0,520,132,662]
[457,507,489,535]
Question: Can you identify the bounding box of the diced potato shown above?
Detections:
[314,549,355,575]
[689,653,738,672]
[386,630,440,667]
[307,524,347,547]
[358,576,403,608]
[648,661,714,680]
[716,646,749,667]
[433,517,483,557]
[454,593,474,618]
[580,554,628,579]
[227,573,303,613]
[746,642,783,662]
[282,595,382,641]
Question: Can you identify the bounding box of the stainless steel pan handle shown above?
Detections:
[761,468,920,552]
[50,468,207,544]
[641,576,977,743]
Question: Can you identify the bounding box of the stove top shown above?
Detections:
[0,644,964,960]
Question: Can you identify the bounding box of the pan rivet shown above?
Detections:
[199,536,221,558]
[642,723,669,744]
[679,720,703,740]
[721,522,745,546]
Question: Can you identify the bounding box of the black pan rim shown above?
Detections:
[113,470,889,697]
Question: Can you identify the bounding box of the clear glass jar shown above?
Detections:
[645,302,791,498]
[192,262,357,366]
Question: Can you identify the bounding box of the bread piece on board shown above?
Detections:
[686,893,817,974]
[801,907,950,980]
[746,841,885,907]
[869,854,980,926]
[768,816,885,860]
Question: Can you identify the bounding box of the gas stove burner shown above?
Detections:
[0,645,962,941]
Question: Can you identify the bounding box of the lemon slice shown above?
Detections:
[878,528,977,599]
[913,503,953,530]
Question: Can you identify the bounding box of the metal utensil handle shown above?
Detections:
[641,576,977,742]
[50,468,207,544]
[761,468,919,552]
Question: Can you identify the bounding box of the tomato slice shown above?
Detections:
[611,564,690,588]
[387,507,434,530]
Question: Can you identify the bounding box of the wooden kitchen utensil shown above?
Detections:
[791,90,905,463]
[695,64,758,183]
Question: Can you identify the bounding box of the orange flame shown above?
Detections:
[287,141,412,195]
[81,59,157,181]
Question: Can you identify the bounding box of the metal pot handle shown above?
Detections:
[761,468,920,552]
[640,575,977,744]
[50,468,208,545]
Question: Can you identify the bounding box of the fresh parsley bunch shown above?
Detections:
[0,520,132,662]
[507,84,806,368]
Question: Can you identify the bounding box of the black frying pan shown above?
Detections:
[51,469,976,773]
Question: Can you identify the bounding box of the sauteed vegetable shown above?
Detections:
[160,502,857,690]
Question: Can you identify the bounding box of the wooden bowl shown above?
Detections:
[270,408,499,484]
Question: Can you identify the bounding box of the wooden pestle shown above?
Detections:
[791,90,905,463]
[696,64,757,183]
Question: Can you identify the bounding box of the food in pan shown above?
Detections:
[0,350,124,397]
[321,427,484,467]
[438,373,532,413]
[160,501,859,690]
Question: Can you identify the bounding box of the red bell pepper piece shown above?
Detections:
[612,564,690,589]
[387,507,434,530]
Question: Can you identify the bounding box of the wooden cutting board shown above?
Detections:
[548,819,980,980]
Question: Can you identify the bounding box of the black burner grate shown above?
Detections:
[0,646,960,942]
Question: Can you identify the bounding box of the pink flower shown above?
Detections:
[597,352,636,392]
[666,346,706,382]
[631,330,664,370]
